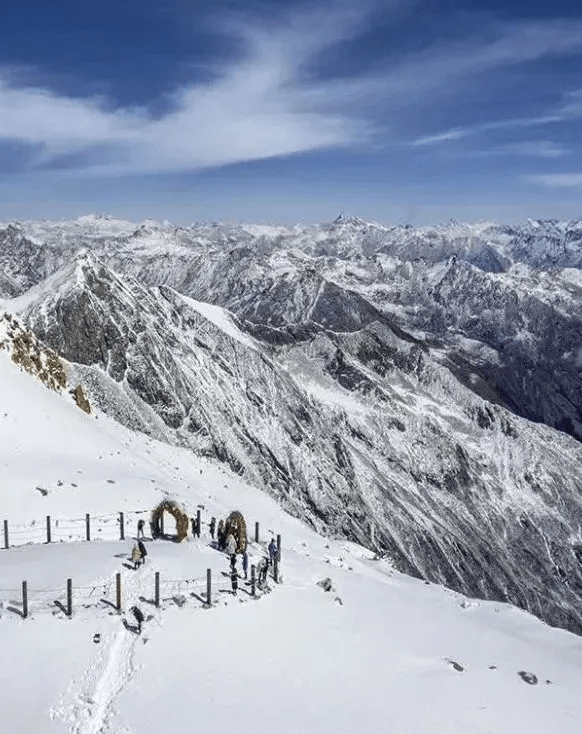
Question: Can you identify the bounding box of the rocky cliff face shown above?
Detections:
[2,216,582,634]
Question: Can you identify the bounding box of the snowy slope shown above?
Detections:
[3,250,582,639]
[1,351,582,734]
[2,214,582,643]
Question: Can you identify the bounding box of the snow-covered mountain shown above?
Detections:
[2,341,582,734]
[2,214,582,637]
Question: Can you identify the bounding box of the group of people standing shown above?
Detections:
[226,536,279,595]
[127,512,281,605]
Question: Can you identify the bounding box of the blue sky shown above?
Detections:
[1,0,582,225]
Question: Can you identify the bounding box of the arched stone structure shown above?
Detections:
[150,500,189,542]
[224,510,248,553]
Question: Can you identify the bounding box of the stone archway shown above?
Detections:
[224,510,248,553]
[151,500,189,542]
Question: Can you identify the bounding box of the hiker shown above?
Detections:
[217,519,225,550]
[230,567,238,596]
[131,543,143,570]
[131,605,144,634]
[226,533,237,563]
[137,539,147,564]
[191,516,199,538]
[151,516,160,540]
[268,538,278,565]
[242,551,249,580]
[137,518,145,539]
[209,517,216,540]
[258,556,269,586]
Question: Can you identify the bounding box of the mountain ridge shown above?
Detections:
[2,215,582,635]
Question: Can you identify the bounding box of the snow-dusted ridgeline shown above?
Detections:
[1,215,582,636]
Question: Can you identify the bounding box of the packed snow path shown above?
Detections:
[45,543,274,734]
[50,564,151,734]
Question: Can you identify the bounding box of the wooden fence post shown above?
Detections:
[85,514,90,542]
[255,521,259,543]
[155,571,160,608]
[274,556,279,583]
[251,565,256,596]
[116,572,121,612]
[196,509,201,538]
[22,581,28,619]
[67,578,73,617]
[3,520,8,550]
[206,568,212,606]
[119,512,125,540]
[46,515,51,543]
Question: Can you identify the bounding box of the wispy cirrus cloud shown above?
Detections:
[412,114,566,147]
[412,129,467,146]
[468,140,567,158]
[308,19,582,110]
[483,141,566,157]
[526,173,582,187]
[2,5,582,176]
[0,2,385,176]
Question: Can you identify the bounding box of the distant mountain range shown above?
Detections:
[2,214,582,634]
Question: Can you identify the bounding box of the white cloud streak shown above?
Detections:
[412,114,567,147]
[2,7,582,175]
[526,173,582,187]
[482,141,566,157]
[0,3,382,175]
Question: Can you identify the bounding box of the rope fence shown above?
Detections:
[2,511,279,558]
[0,566,270,620]
[1,508,283,620]
[2,510,162,549]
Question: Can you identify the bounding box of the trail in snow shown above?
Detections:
[50,566,151,734]
[49,550,272,734]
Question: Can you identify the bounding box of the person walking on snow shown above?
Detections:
[131,543,143,570]
[230,567,238,596]
[137,518,145,539]
[258,556,269,587]
[131,605,144,634]
[226,534,238,576]
[268,538,278,565]
[226,532,236,558]
[217,519,225,550]
[242,552,249,580]
[137,539,147,564]
[209,517,216,540]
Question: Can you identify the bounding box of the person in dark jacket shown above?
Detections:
[217,519,225,550]
[268,538,278,565]
[242,552,249,580]
[137,519,145,539]
[131,605,144,634]
[209,517,216,540]
[230,567,238,595]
